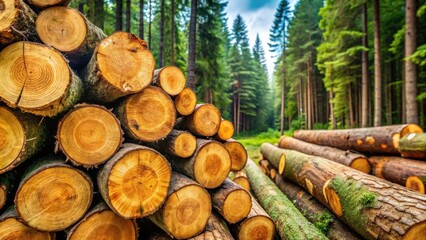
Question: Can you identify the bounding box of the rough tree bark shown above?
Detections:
[373,0,382,127]
[187,0,198,89]
[405,0,418,124]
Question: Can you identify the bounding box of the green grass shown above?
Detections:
[234,129,282,163]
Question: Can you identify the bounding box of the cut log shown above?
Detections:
[36,7,106,68]
[178,104,221,137]
[260,143,286,174]
[0,0,37,47]
[228,170,251,192]
[148,172,211,239]
[209,178,252,224]
[224,139,248,171]
[0,105,47,174]
[174,87,197,116]
[275,174,361,240]
[279,136,371,173]
[15,158,93,231]
[293,124,423,155]
[67,201,138,240]
[0,41,83,116]
[369,156,426,194]
[229,196,275,240]
[244,159,327,240]
[0,206,55,240]
[259,159,271,177]
[115,86,176,142]
[150,130,196,158]
[27,0,71,9]
[189,213,235,240]
[97,143,171,219]
[153,66,186,96]
[57,104,123,167]
[82,32,155,103]
[399,133,426,159]
[215,119,234,141]
[0,171,16,210]
[169,139,231,189]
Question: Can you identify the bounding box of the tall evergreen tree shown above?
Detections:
[187,0,198,89]
[115,0,123,31]
[373,0,382,126]
[405,0,418,124]
[139,0,144,39]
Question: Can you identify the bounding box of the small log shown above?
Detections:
[152,66,186,96]
[399,133,426,159]
[0,171,16,210]
[0,41,83,116]
[57,104,123,168]
[209,178,252,224]
[150,130,196,158]
[214,119,234,141]
[148,172,212,239]
[36,7,106,68]
[369,156,426,194]
[177,104,221,137]
[97,143,171,219]
[0,206,55,240]
[224,139,248,171]
[279,136,371,173]
[67,201,138,240]
[260,143,286,174]
[82,32,155,103]
[189,213,235,240]
[115,86,176,142]
[229,170,250,192]
[294,124,423,155]
[259,159,271,177]
[174,87,197,116]
[244,159,327,240]
[27,0,71,10]
[15,157,93,231]
[169,139,231,189]
[0,105,47,174]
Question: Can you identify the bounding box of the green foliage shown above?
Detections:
[313,212,334,234]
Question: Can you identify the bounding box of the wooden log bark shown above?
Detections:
[152,66,186,96]
[260,143,286,174]
[36,7,106,68]
[0,41,83,116]
[82,32,155,103]
[0,171,16,210]
[176,104,221,137]
[293,124,423,155]
[244,159,328,240]
[57,104,123,168]
[209,178,252,224]
[67,201,138,240]
[97,143,171,219]
[174,87,197,116]
[369,156,426,194]
[214,119,234,141]
[26,0,71,10]
[224,139,247,171]
[150,130,196,158]
[115,86,176,142]
[0,0,37,47]
[259,159,271,177]
[279,136,371,173]
[15,157,93,231]
[0,105,47,174]
[275,174,361,240]
[228,170,251,192]
[148,172,212,239]
[0,206,55,240]
[399,133,426,159]
[189,213,235,240]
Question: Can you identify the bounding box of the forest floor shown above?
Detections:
[235,129,281,163]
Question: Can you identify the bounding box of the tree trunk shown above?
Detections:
[56,104,123,168]
[167,139,231,189]
[174,87,197,116]
[150,130,196,158]
[115,0,123,31]
[97,143,171,219]
[209,179,252,224]
[189,213,235,240]
[95,0,104,29]
[139,0,144,39]
[148,172,211,239]
[280,74,285,134]
[125,0,130,32]
[148,0,152,49]
[244,159,328,240]
[293,124,423,155]
[329,86,337,129]
[348,83,355,128]
[307,60,312,129]
[176,104,221,137]
[82,32,154,103]
[278,136,370,173]
[26,0,71,10]
[214,119,234,141]
[170,0,175,65]
[153,66,186,96]
[399,133,426,159]
[66,201,138,240]
[373,0,382,127]
[15,158,93,231]
[0,42,82,117]
[405,0,418,124]
[159,0,165,67]
[36,7,106,68]
[228,170,251,192]
[224,139,247,172]
[187,0,197,89]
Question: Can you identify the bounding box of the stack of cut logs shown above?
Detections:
[256,125,426,240]
[0,0,276,239]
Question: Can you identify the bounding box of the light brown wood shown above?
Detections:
[229,170,251,192]
[189,213,235,240]
[174,87,197,116]
[183,104,221,137]
[153,66,186,96]
[224,139,248,171]
[27,0,71,9]
[151,130,196,158]
[399,133,426,159]
[215,119,234,141]
[406,176,426,194]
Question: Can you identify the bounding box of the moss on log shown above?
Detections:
[399,133,426,159]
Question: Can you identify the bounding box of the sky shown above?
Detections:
[225,0,298,79]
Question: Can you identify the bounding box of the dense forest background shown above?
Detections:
[70,0,426,134]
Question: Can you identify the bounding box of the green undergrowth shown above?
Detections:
[235,129,282,163]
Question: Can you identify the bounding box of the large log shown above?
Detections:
[82,32,155,103]
[148,172,212,239]
[279,136,371,173]
[224,139,248,171]
[189,213,235,240]
[293,124,423,155]
[97,143,171,219]
[398,133,426,159]
[369,156,426,194]
[169,139,231,189]
[152,66,186,96]
[0,105,47,174]
[176,104,221,137]
[0,41,83,116]
[66,201,138,240]
[15,158,93,231]
[214,119,234,141]
[36,7,106,68]
[209,178,252,224]
[228,170,251,192]
[0,0,37,47]
[174,87,197,116]
[0,206,55,240]
[150,130,196,158]
[115,86,176,142]
[57,104,123,168]
[244,159,328,240]
[26,0,71,10]
[260,142,286,174]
